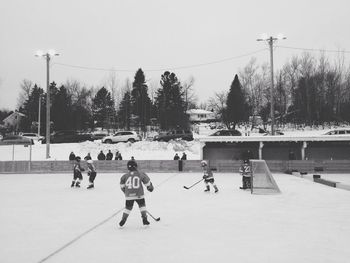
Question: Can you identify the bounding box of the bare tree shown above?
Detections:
[104,70,122,110]
[182,76,197,110]
[17,79,33,108]
[207,91,227,121]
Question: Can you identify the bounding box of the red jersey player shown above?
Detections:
[119,160,154,227]
[201,160,219,193]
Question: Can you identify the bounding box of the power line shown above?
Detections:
[52,48,268,73]
[276,45,350,54]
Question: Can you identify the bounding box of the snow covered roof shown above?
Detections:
[200,134,350,143]
[186,109,213,115]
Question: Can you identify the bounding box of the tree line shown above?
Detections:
[2,51,350,134]
[207,52,350,128]
[8,69,190,134]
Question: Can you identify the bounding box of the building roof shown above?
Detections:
[200,134,350,143]
[2,111,26,124]
[186,109,214,115]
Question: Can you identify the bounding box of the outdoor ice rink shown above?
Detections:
[1,172,350,263]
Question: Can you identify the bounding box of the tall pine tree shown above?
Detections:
[92,87,115,130]
[155,71,188,130]
[51,85,73,130]
[131,69,152,131]
[118,90,132,130]
[225,74,247,129]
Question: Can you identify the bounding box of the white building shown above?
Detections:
[186,109,216,123]
[2,111,26,130]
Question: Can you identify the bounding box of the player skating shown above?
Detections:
[119,160,154,227]
[239,159,252,190]
[71,156,84,188]
[86,160,97,189]
[201,160,219,193]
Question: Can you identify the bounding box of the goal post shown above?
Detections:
[250,159,281,194]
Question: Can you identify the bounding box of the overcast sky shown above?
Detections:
[0,0,349,110]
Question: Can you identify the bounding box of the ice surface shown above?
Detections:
[1,172,350,263]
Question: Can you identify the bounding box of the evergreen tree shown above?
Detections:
[131,68,152,131]
[118,90,132,130]
[225,74,247,129]
[20,84,45,132]
[154,71,188,130]
[51,85,73,130]
[92,87,115,129]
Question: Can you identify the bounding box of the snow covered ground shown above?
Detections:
[0,139,201,161]
[0,127,348,162]
[1,172,350,263]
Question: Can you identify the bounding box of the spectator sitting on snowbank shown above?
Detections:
[69,152,76,161]
[115,151,123,160]
[84,153,92,160]
[106,150,113,160]
[97,150,106,160]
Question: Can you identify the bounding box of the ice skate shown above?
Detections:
[71,181,75,188]
[75,182,81,188]
[119,218,126,227]
[142,216,150,226]
[204,185,210,192]
[87,184,94,189]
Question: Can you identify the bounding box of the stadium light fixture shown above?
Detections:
[257,34,286,135]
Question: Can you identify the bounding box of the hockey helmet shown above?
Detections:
[201,160,208,167]
[127,160,138,171]
[243,159,249,164]
[75,156,81,161]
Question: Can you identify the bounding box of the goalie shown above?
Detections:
[239,159,251,190]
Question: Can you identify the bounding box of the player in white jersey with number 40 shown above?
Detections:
[119,160,154,227]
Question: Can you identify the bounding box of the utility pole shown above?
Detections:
[257,34,286,135]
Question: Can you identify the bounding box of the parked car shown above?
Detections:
[90,131,109,141]
[262,129,284,136]
[42,130,93,143]
[153,130,194,142]
[0,135,33,145]
[323,128,350,135]
[20,133,44,142]
[102,131,141,143]
[210,129,242,136]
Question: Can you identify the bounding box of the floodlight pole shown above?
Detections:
[257,35,286,135]
[36,50,59,159]
[268,37,275,136]
[45,54,50,159]
[38,96,41,137]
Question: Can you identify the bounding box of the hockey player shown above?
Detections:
[71,156,85,188]
[119,160,154,227]
[201,160,219,193]
[239,159,252,190]
[86,160,97,189]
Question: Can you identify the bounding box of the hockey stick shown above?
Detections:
[147,211,160,221]
[183,178,204,189]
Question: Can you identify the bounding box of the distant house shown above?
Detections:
[186,109,216,123]
[2,111,26,131]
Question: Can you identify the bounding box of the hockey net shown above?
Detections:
[250,159,281,194]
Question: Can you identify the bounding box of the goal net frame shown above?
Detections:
[250,159,281,194]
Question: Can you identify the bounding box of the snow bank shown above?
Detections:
[0,139,201,161]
